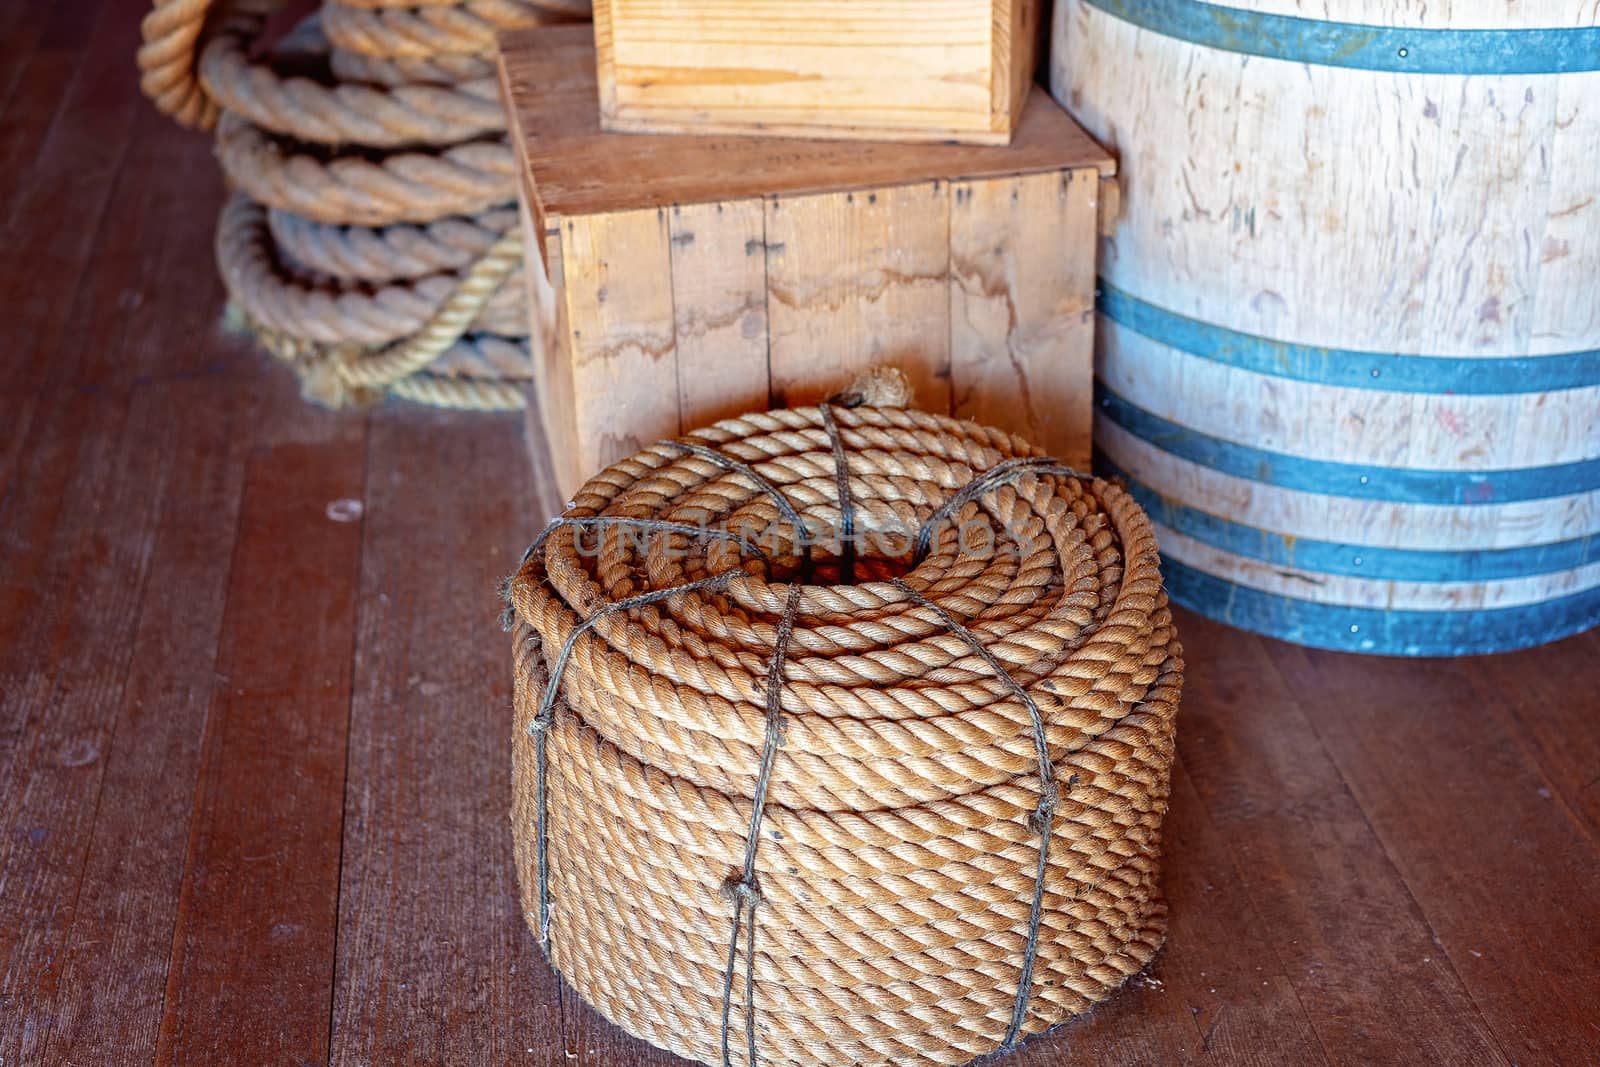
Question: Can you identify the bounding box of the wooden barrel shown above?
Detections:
[1051,0,1600,655]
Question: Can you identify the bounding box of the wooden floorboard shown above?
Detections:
[1267,643,1600,1066]
[0,0,106,206]
[1468,628,1600,846]
[154,402,367,1065]
[0,0,141,393]
[1168,616,1507,1066]
[31,376,253,1067]
[328,408,558,1067]
[1,7,1597,1065]
[0,383,150,1065]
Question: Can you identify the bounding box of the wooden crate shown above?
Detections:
[498,25,1115,498]
[593,0,1041,145]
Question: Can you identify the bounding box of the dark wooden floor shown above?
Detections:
[3,5,1599,1065]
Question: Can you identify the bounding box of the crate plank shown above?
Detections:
[500,24,1112,236]
[519,193,581,509]
[765,184,951,411]
[500,24,1111,496]
[560,208,681,490]
[668,200,772,430]
[950,168,1097,469]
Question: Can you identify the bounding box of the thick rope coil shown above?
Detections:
[138,0,263,128]
[215,111,517,226]
[219,194,526,345]
[200,23,507,146]
[140,0,573,410]
[232,205,526,410]
[508,403,1182,1067]
[328,47,499,86]
[245,314,529,410]
[267,206,517,282]
[321,0,578,58]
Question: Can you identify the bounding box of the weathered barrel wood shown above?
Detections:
[1053,0,1600,654]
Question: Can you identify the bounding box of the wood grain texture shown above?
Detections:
[0,0,137,392]
[950,168,1097,469]
[1469,627,1600,843]
[1199,0,1600,30]
[559,208,681,492]
[0,9,213,1060]
[14,105,243,1067]
[0,384,167,1066]
[596,0,1035,144]
[996,0,1037,133]
[1175,618,1508,1066]
[5,24,1600,1065]
[520,196,579,497]
[330,409,555,1067]
[0,0,103,220]
[765,183,951,411]
[668,200,772,429]
[1055,2,1600,356]
[24,384,248,1067]
[504,24,1106,496]
[1266,640,1600,1065]
[155,415,367,1065]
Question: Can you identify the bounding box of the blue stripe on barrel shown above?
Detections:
[1098,282,1600,395]
[1160,557,1600,657]
[1080,0,1600,75]
[1097,450,1599,583]
[1096,385,1600,506]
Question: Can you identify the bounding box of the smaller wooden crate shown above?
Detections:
[499,25,1115,498]
[594,0,1040,145]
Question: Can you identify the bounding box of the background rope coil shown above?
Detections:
[506,401,1183,1067]
[138,0,591,410]
[266,206,517,281]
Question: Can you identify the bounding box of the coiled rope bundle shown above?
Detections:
[504,394,1183,1066]
[137,0,589,410]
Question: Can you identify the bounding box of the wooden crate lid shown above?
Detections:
[497,24,1114,268]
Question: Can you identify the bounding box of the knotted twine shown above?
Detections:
[505,398,1182,1067]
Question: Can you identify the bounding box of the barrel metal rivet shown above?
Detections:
[1398,46,1409,58]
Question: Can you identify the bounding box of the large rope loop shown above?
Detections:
[320,0,578,58]
[327,47,497,86]
[234,208,528,411]
[268,206,518,282]
[137,0,255,129]
[198,21,507,146]
[138,0,581,408]
[215,111,518,227]
[218,195,526,347]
